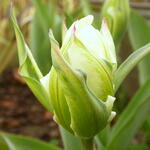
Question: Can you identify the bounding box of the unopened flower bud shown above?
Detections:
[101,0,130,46]
[49,15,117,138]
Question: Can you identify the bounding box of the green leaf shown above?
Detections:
[11,9,52,111]
[128,10,150,84]
[30,0,58,75]
[32,0,54,32]
[59,126,82,150]
[0,132,61,150]
[114,43,150,92]
[96,125,110,149]
[106,77,150,150]
[0,135,8,150]
[30,11,51,75]
[31,0,61,75]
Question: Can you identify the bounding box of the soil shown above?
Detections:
[0,67,61,143]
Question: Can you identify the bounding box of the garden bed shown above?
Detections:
[0,67,61,144]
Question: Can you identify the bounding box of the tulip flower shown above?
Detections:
[11,10,116,139]
[12,7,150,150]
[101,0,130,47]
[49,15,116,139]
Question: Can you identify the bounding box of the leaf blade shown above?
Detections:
[59,126,82,150]
[106,78,150,150]
[114,43,150,92]
[128,10,150,84]
[11,9,52,111]
[0,132,61,150]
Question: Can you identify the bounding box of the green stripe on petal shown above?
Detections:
[50,68,72,132]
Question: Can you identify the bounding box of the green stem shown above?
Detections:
[81,138,94,150]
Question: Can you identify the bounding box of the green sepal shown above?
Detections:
[49,30,115,138]
[11,9,52,111]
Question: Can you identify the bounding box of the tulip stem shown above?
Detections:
[81,138,95,150]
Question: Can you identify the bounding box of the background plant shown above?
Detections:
[0,0,150,150]
[0,0,33,74]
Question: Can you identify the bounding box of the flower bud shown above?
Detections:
[49,15,117,138]
[101,0,130,46]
